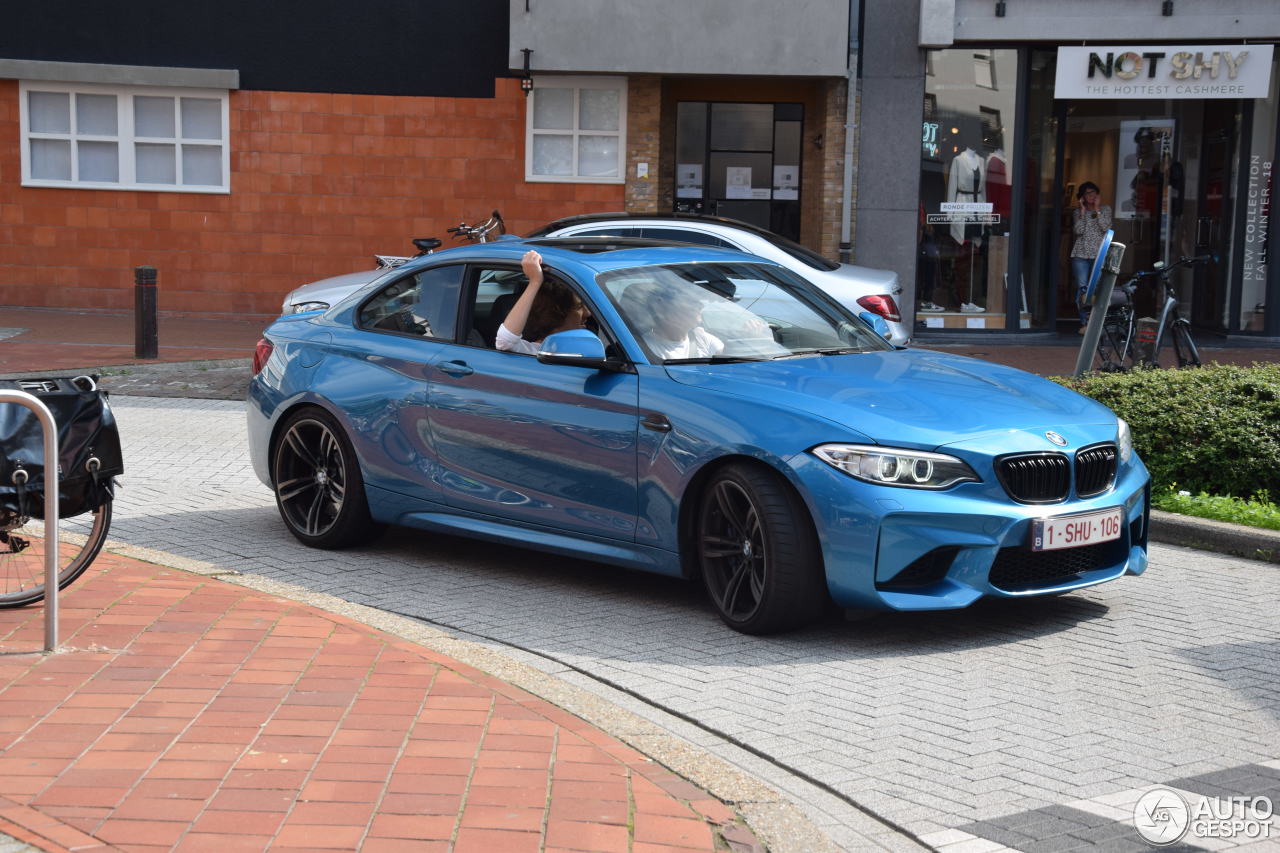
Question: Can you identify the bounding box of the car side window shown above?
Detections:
[358,265,462,340]
[468,264,622,358]
[639,227,735,249]
[469,266,531,348]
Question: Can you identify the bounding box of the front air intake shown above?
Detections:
[988,541,1120,592]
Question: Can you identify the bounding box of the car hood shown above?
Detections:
[664,349,1114,449]
[284,270,381,310]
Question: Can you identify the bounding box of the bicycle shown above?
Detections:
[1,375,119,608]
[1093,254,1208,372]
[374,210,506,269]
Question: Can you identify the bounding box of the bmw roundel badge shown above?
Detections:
[1045,431,1068,446]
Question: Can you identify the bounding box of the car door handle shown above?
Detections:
[641,413,672,432]
[436,360,474,377]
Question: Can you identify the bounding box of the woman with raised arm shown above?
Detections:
[495,250,590,354]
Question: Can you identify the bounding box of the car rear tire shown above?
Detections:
[272,408,380,549]
[695,462,826,634]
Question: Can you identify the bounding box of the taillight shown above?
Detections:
[252,338,274,375]
[856,294,901,323]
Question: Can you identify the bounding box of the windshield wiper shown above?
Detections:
[777,347,867,357]
[663,355,773,364]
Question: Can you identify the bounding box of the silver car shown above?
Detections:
[527,213,908,345]
[282,215,908,346]
[282,269,389,315]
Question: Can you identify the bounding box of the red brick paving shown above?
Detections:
[0,553,752,851]
[0,306,271,374]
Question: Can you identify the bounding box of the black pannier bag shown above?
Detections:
[0,377,123,520]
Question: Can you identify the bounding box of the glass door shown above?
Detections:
[1059,101,1179,315]
[1052,98,1241,330]
[1023,48,1249,334]
[674,101,803,241]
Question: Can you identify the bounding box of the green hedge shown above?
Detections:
[1052,363,1280,498]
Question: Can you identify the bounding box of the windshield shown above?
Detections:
[597,262,893,364]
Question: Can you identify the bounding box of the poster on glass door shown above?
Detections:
[677,163,703,199]
[725,166,770,200]
[772,166,799,200]
[1114,119,1174,221]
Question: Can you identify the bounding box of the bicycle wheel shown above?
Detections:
[1094,307,1133,371]
[1170,320,1201,368]
[0,501,112,608]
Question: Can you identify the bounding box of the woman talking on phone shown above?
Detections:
[1070,181,1113,334]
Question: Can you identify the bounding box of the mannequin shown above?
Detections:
[946,147,986,310]
[946,147,986,245]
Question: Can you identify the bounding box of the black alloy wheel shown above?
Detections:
[272,408,379,549]
[696,463,825,634]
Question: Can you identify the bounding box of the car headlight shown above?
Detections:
[289,301,329,314]
[812,444,979,489]
[1117,417,1133,463]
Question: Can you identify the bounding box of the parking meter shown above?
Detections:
[1073,231,1127,377]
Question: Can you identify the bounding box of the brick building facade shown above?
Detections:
[0,78,621,314]
[1,0,863,317]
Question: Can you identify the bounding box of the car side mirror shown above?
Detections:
[858,311,892,340]
[537,329,617,370]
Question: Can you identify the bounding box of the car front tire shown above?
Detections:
[695,462,826,634]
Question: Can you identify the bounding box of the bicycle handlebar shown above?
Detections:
[1125,254,1212,284]
[445,211,506,242]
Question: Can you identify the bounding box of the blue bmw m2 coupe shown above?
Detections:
[247,237,1150,634]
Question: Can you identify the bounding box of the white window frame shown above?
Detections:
[525,75,627,184]
[19,80,231,193]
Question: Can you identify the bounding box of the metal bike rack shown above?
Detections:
[0,390,60,651]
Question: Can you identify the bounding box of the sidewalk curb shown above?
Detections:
[1149,509,1280,563]
[0,358,250,381]
[98,540,876,853]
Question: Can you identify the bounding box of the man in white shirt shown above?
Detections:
[642,289,724,361]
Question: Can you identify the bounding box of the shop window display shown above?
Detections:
[917,49,1022,331]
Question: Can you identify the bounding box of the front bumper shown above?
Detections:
[789,453,1151,611]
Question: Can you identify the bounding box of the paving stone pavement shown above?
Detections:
[1,551,750,853]
[89,396,1280,850]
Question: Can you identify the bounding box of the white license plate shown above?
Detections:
[1031,507,1124,552]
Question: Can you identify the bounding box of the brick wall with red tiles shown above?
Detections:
[0,78,624,314]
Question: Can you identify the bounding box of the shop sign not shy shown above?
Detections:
[1055,45,1274,99]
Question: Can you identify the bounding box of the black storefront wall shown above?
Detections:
[1005,46,1031,335]
[0,0,512,97]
